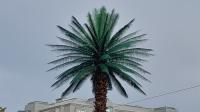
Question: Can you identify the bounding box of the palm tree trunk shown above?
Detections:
[94,72,108,112]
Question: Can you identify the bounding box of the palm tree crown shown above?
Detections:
[48,7,152,99]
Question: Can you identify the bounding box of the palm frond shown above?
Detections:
[106,19,135,49]
[72,66,95,92]
[85,23,99,50]
[71,16,93,44]
[110,54,147,63]
[95,7,107,39]
[109,70,128,97]
[57,52,89,57]
[108,65,146,95]
[118,30,141,42]
[51,72,76,89]
[47,58,91,71]
[107,63,142,87]
[56,61,93,80]
[52,61,93,88]
[61,66,95,97]
[49,7,152,98]
[106,73,112,90]
[87,13,98,38]
[114,60,151,75]
[57,25,86,45]
[98,63,109,74]
[119,33,146,43]
[112,48,153,57]
[111,57,143,67]
[61,83,76,98]
[100,9,119,51]
[107,39,148,53]
[48,56,90,65]
[51,46,94,56]
[111,63,150,82]
[56,36,81,47]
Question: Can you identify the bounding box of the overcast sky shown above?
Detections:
[0,0,200,112]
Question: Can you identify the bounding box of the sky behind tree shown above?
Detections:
[0,0,200,112]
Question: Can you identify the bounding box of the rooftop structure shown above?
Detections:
[19,98,177,112]
[0,107,6,112]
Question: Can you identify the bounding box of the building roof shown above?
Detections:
[21,98,177,112]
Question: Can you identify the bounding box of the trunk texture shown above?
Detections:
[94,72,108,112]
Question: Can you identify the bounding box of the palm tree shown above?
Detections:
[47,7,152,112]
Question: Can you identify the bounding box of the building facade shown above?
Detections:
[19,98,177,112]
[0,107,6,112]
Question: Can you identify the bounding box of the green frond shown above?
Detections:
[112,48,153,57]
[51,73,76,89]
[85,23,99,50]
[72,66,95,92]
[61,83,76,98]
[57,52,89,57]
[106,19,135,49]
[52,61,93,88]
[56,61,93,80]
[108,65,146,95]
[107,63,142,87]
[99,53,111,61]
[87,13,98,38]
[132,83,146,95]
[110,54,147,63]
[72,16,94,44]
[101,10,119,51]
[107,39,147,53]
[51,46,94,56]
[57,25,86,45]
[69,25,89,43]
[119,33,146,43]
[99,63,109,74]
[114,60,151,75]
[118,30,140,42]
[49,45,75,51]
[95,7,107,39]
[109,71,128,97]
[47,44,74,49]
[110,63,150,82]
[47,58,91,71]
[72,74,89,92]
[48,56,90,65]
[56,37,81,47]
[91,75,96,94]
[106,73,112,90]
[111,57,143,67]
[61,66,95,97]
[49,7,152,97]
[98,13,109,50]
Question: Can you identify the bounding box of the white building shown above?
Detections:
[19,98,177,112]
